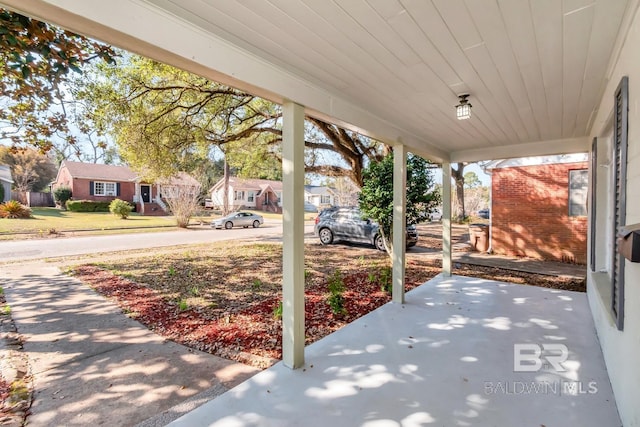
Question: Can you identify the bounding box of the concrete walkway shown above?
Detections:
[0,262,258,426]
[171,275,619,427]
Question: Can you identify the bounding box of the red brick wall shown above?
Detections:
[491,162,588,264]
[69,178,136,203]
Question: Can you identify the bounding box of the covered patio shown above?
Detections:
[171,275,618,426]
[2,0,639,425]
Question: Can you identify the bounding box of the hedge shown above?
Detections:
[65,200,112,212]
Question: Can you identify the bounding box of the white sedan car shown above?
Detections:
[211,211,264,229]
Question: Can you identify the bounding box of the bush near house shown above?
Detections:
[66,200,112,212]
[0,201,32,219]
[53,186,72,208]
[109,199,133,219]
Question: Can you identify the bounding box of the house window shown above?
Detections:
[247,191,255,202]
[276,192,282,203]
[234,191,245,201]
[321,195,331,204]
[568,170,588,216]
[94,181,117,196]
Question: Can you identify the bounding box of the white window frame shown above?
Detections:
[247,191,255,202]
[234,190,245,201]
[94,181,117,197]
[568,169,588,217]
[321,194,331,204]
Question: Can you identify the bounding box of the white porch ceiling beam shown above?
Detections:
[0,0,448,163]
[449,137,590,163]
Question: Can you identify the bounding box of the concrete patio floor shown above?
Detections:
[171,275,620,427]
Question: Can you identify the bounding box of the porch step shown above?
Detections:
[140,202,168,216]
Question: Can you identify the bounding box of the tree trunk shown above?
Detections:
[451,163,466,221]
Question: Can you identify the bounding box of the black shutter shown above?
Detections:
[89,181,94,196]
[611,76,628,331]
[590,138,597,272]
[116,183,121,196]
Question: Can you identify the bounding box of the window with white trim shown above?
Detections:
[247,191,255,202]
[568,170,588,216]
[321,195,331,204]
[234,190,245,201]
[94,181,116,196]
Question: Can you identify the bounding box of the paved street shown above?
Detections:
[0,219,315,262]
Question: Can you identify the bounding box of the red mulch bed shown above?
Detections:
[73,265,427,368]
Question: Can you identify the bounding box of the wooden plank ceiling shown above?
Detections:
[144,0,630,156]
[0,0,632,160]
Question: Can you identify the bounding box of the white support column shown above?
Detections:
[281,101,305,369]
[442,162,452,277]
[392,145,407,303]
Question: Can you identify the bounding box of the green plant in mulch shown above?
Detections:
[327,269,347,316]
[272,300,283,320]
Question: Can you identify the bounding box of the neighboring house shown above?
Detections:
[304,185,336,209]
[485,154,589,264]
[210,177,283,213]
[52,161,197,215]
[0,165,13,203]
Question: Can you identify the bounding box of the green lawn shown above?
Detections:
[0,208,176,235]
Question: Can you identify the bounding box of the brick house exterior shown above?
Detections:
[53,161,139,203]
[488,155,589,264]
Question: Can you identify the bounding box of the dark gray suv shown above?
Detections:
[314,207,418,251]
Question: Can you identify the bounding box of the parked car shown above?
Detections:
[203,198,214,209]
[304,201,318,212]
[314,207,418,251]
[428,208,442,221]
[211,211,264,229]
[477,208,490,219]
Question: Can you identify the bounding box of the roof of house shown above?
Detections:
[304,185,335,196]
[60,161,138,182]
[211,177,283,193]
[0,165,13,184]
[160,171,201,188]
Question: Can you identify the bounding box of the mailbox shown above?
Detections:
[618,223,640,263]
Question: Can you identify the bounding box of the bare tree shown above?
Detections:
[160,176,201,228]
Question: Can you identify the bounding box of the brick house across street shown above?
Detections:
[485,154,589,264]
[52,161,199,215]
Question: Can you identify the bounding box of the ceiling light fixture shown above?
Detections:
[456,94,472,120]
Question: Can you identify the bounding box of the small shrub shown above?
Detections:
[53,186,72,208]
[379,266,392,293]
[0,200,32,219]
[190,286,200,296]
[109,199,133,219]
[327,269,347,316]
[168,266,176,277]
[252,279,263,291]
[1,305,11,315]
[177,299,188,311]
